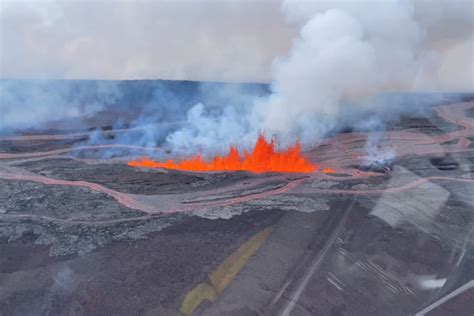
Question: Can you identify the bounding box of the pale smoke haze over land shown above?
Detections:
[166,0,474,150]
[0,0,473,150]
[0,0,292,132]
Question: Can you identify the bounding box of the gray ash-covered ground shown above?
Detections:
[17,158,253,195]
[0,138,88,153]
[0,179,144,219]
[0,210,283,315]
[1,98,473,315]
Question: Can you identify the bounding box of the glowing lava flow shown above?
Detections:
[128,134,317,173]
[322,167,335,174]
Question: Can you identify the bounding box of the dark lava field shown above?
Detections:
[1,93,473,315]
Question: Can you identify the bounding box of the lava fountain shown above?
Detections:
[128,134,317,173]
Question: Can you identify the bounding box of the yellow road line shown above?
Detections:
[179,227,273,315]
[179,283,217,315]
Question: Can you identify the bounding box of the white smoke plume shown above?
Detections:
[1,0,472,150]
[361,132,396,170]
[167,0,473,151]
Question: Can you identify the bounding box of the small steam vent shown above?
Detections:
[359,160,392,174]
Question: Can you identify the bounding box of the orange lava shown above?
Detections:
[322,167,335,174]
[128,134,317,173]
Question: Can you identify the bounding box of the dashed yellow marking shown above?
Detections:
[179,227,273,315]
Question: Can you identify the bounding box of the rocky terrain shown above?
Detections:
[0,100,473,315]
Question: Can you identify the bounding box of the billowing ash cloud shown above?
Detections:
[167,0,473,151]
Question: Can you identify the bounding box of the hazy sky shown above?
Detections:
[1,0,472,140]
[0,0,296,82]
[0,0,472,85]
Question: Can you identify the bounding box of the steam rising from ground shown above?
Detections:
[1,0,472,153]
[167,0,473,150]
